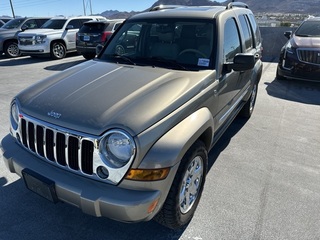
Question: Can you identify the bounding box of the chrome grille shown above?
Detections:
[18,36,35,46]
[20,118,94,175]
[297,49,320,65]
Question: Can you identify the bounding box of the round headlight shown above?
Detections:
[10,101,19,129]
[100,130,136,168]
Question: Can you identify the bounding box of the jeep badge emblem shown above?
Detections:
[48,110,61,119]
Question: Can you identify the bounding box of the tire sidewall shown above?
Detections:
[174,141,208,226]
[5,41,20,58]
[51,42,66,59]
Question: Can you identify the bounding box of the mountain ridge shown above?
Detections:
[101,0,319,19]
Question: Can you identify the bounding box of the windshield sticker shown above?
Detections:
[198,58,210,67]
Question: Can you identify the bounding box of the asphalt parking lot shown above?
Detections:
[0,55,320,240]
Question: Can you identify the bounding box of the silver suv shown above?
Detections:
[0,17,50,57]
[18,16,106,59]
[2,3,263,229]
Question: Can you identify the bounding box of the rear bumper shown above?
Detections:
[76,46,96,54]
[1,134,161,223]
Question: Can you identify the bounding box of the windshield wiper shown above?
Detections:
[148,57,188,70]
[110,54,136,65]
[295,34,312,37]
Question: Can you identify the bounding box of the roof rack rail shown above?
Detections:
[226,1,249,10]
[149,5,185,11]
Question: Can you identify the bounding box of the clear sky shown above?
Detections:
[1,0,225,18]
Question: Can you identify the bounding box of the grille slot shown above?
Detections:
[20,118,94,175]
[297,49,320,65]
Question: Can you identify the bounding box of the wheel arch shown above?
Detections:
[4,38,18,46]
[243,60,263,102]
[50,39,66,49]
[138,107,214,169]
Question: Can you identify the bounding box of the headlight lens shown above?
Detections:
[10,101,19,129]
[285,41,293,54]
[35,35,46,44]
[100,130,136,168]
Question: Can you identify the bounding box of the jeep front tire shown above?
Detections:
[154,140,208,229]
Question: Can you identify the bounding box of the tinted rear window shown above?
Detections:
[79,23,109,33]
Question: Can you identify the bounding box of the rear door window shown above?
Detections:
[224,18,241,62]
[80,23,107,33]
[239,15,253,50]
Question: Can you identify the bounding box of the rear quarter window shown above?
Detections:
[80,23,108,33]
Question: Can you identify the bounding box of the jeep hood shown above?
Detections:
[17,60,213,136]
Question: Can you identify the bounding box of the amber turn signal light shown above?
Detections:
[125,168,170,181]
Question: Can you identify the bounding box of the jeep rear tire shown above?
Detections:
[4,41,20,58]
[240,81,258,118]
[51,42,66,59]
[154,140,208,229]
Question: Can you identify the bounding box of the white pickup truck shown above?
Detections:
[18,16,106,59]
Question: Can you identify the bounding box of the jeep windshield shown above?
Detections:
[41,19,67,29]
[99,19,215,70]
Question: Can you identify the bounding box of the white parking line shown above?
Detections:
[0,56,30,63]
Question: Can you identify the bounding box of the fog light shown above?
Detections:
[97,166,109,179]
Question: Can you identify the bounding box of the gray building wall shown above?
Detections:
[260,27,296,62]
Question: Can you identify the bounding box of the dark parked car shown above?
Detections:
[0,17,50,57]
[276,17,320,81]
[76,19,125,59]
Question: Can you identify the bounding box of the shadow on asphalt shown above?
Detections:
[265,78,320,105]
[0,173,185,240]
[208,117,248,172]
[0,53,85,70]
[44,59,86,71]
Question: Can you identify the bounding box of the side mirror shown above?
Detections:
[284,31,292,39]
[66,25,74,30]
[232,53,255,71]
[96,44,104,56]
[224,53,255,72]
[21,25,28,31]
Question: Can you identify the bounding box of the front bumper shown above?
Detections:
[1,134,162,223]
[277,49,320,81]
[19,43,50,55]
